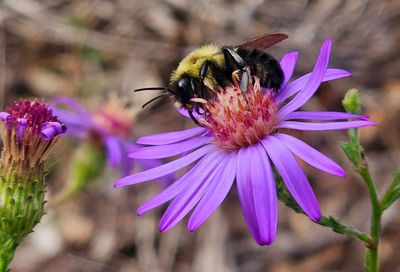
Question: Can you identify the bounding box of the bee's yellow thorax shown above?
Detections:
[171,44,225,87]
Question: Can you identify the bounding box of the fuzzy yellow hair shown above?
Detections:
[170,44,225,88]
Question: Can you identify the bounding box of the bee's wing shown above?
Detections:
[236,33,288,49]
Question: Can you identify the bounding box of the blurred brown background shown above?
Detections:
[1,0,399,271]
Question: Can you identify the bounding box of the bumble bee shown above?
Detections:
[136,33,288,124]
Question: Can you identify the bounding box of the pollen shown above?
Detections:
[200,77,277,150]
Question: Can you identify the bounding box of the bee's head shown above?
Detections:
[169,76,202,108]
[134,75,205,110]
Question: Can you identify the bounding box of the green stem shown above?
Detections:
[357,165,381,272]
[318,216,373,245]
[275,174,373,246]
[342,90,386,271]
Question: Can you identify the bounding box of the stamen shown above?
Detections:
[200,77,277,150]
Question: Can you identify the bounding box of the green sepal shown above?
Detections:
[0,169,46,271]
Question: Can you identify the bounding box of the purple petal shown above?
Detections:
[188,151,237,231]
[279,51,298,89]
[118,140,135,175]
[16,118,28,142]
[137,151,221,215]
[51,107,91,138]
[0,112,10,121]
[177,107,204,119]
[51,96,90,115]
[51,97,92,128]
[105,136,122,167]
[236,144,278,245]
[159,151,226,232]
[236,147,258,241]
[114,144,214,187]
[134,158,176,184]
[276,120,376,131]
[136,127,206,145]
[276,69,351,105]
[62,127,87,138]
[52,108,91,126]
[278,39,332,117]
[123,139,175,183]
[275,133,345,177]
[129,136,212,159]
[281,111,369,121]
[121,157,134,176]
[262,136,321,221]
[41,122,65,140]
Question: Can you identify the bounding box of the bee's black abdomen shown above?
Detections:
[236,48,284,91]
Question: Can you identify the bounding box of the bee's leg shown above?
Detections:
[188,108,202,126]
[222,48,251,92]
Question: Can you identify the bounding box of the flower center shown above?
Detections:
[199,78,277,150]
[5,100,61,133]
[92,97,135,138]
[0,100,65,172]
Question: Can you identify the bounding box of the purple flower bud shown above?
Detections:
[40,122,64,140]
[16,118,28,142]
[1,99,67,171]
[0,112,10,121]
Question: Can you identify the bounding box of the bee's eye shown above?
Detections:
[178,77,189,89]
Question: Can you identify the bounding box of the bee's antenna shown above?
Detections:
[141,93,168,108]
[134,87,176,94]
[134,87,166,92]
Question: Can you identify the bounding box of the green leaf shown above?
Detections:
[381,186,400,211]
[341,141,361,167]
[381,169,400,211]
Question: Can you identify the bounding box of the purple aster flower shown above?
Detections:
[0,99,66,174]
[0,100,67,271]
[51,96,163,176]
[114,39,375,245]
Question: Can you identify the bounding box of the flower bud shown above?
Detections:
[343,88,361,114]
[0,100,65,270]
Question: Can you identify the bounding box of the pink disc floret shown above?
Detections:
[200,78,277,150]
